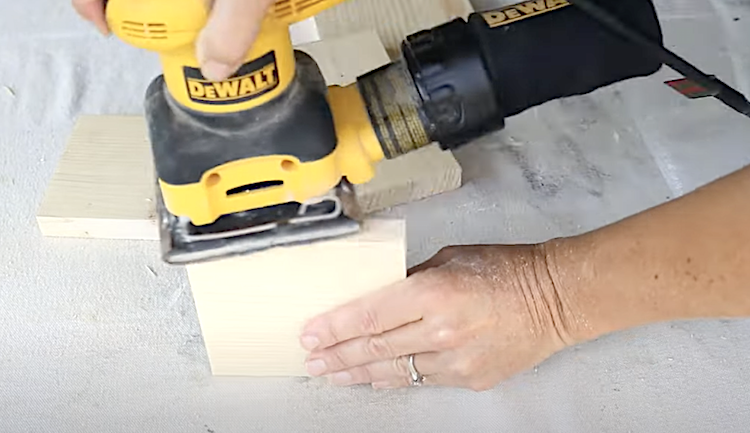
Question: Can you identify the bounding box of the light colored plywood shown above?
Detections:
[186,219,406,376]
[317,0,475,58]
[296,31,389,86]
[36,116,159,240]
[355,144,463,215]
[289,17,321,46]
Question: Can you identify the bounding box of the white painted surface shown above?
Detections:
[1,0,750,432]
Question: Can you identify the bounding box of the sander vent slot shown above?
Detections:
[227,181,284,196]
[121,21,169,40]
[273,0,326,20]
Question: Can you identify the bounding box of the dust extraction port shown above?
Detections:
[227,181,284,196]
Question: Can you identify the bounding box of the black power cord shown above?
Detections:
[568,0,750,118]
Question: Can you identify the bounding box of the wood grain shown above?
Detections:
[36,116,159,240]
[355,144,463,215]
[187,219,406,376]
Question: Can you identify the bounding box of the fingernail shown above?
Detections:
[300,335,320,351]
[327,371,353,386]
[305,359,327,376]
[201,60,235,82]
[372,382,395,390]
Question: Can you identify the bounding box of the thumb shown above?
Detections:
[197,0,276,81]
[72,0,110,35]
[408,247,461,276]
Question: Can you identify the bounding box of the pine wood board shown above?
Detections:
[296,30,389,86]
[36,116,159,240]
[356,144,463,215]
[187,219,406,376]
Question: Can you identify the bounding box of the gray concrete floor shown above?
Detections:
[1,0,749,431]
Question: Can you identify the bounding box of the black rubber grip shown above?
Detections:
[146,52,336,185]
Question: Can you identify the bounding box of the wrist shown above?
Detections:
[541,230,660,345]
[499,241,588,350]
[533,237,602,346]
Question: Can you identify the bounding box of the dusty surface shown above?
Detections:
[1,0,749,431]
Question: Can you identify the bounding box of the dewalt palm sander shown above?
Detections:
[106,0,750,265]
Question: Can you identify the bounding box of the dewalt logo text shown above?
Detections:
[482,0,570,28]
[184,51,279,105]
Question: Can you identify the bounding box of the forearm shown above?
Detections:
[551,165,750,342]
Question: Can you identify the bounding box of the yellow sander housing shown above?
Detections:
[106,0,398,264]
